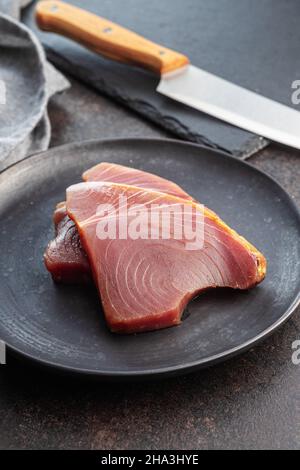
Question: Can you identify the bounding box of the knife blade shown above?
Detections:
[36,1,300,150]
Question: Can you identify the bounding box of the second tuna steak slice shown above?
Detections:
[82,162,193,200]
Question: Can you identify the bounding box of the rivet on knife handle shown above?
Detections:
[35,1,189,75]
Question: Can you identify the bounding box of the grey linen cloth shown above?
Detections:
[0,0,70,171]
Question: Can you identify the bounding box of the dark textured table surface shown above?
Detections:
[0,77,299,450]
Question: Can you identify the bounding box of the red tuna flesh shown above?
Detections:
[66,182,266,334]
[44,163,193,283]
[44,203,91,284]
[82,162,193,200]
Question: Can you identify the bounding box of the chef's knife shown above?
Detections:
[36,1,300,150]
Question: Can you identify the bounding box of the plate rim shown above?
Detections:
[1,137,300,379]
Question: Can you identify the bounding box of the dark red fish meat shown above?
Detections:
[44,202,91,284]
[44,163,193,283]
[66,181,266,334]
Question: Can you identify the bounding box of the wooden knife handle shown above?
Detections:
[35,1,189,75]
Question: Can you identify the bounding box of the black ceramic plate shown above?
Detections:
[0,139,299,379]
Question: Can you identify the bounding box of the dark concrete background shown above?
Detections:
[0,77,299,450]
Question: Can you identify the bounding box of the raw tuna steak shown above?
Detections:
[44,163,193,283]
[66,182,266,334]
[82,162,193,200]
